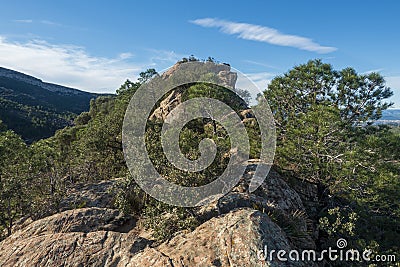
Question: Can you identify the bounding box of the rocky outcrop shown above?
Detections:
[0,164,318,267]
[196,166,316,251]
[196,169,305,220]
[290,179,321,218]
[239,109,255,119]
[149,61,240,121]
[59,179,119,211]
[129,209,307,267]
[14,208,132,237]
[149,89,183,121]
[0,207,314,267]
[0,208,141,267]
[7,179,120,235]
[161,61,237,89]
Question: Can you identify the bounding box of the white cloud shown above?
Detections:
[190,18,337,54]
[0,36,169,93]
[118,52,133,60]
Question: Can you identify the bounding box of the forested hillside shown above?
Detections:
[0,67,102,142]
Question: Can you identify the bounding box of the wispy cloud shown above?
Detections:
[40,20,62,26]
[242,59,281,70]
[14,19,33,23]
[13,19,67,28]
[0,36,177,93]
[190,18,337,54]
[144,48,184,67]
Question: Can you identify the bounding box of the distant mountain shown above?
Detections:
[380,109,400,121]
[0,67,107,142]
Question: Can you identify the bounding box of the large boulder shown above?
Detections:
[196,166,316,251]
[0,208,144,267]
[129,209,310,267]
[9,208,132,238]
[59,179,119,211]
[197,167,305,227]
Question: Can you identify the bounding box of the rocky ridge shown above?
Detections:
[0,67,92,95]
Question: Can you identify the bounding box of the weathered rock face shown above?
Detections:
[15,208,132,237]
[196,167,316,252]
[0,164,319,267]
[290,179,321,218]
[59,179,119,211]
[0,208,313,267]
[149,89,183,121]
[149,61,240,121]
[129,209,307,267]
[161,62,237,89]
[7,179,120,235]
[196,169,305,220]
[0,208,142,267]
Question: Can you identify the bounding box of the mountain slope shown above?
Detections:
[0,67,105,142]
[380,109,400,121]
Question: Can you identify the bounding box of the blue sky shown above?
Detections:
[0,0,399,107]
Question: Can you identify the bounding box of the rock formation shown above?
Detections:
[0,62,321,266]
[0,166,319,266]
